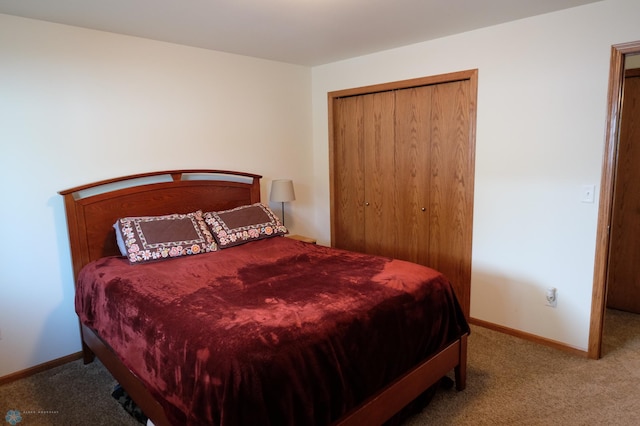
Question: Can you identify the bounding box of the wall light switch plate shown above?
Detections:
[581,185,595,203]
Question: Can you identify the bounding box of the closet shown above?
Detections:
[329,70,477,317]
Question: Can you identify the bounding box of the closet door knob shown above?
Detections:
[365,202,370,206]
[421,207,426,212]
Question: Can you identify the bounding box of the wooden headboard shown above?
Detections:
[59,169,262,285]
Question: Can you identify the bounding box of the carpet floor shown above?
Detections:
[406,308,640,425]
[1,309,638,425]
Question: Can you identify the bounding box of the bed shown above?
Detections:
[59,169,469,426]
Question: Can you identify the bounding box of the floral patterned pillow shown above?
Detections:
[113,210,217,264]
[203,203,288,248]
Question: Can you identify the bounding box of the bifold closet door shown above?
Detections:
[430,80,473,314]
[394,85,433,266]
[394,80,473,313]
[330,70,477,318]
[332,91,396,257]
[362,91,396,258]
[332,95,366,253]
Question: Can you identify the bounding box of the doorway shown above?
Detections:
[589,41,640,359]
[606,65,640,311]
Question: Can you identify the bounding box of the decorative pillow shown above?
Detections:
[113,210,217,264]
[203,203,288,248]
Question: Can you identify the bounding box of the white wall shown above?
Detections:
[0,14,312,377]
[311,0,640,351]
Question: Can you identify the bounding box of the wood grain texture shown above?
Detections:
[331,96,366,252]
[329,71,477,318]
[329,70,477,99]
[606,70,640,312]
[363,91,397,257]
[427,80,473,315]
[395,85,433,266]
[59,170,262,285]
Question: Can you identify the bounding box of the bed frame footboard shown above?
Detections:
[82,322,467,426]
[335,333,468,426]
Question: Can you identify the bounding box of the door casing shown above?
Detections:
[589,40,640,359]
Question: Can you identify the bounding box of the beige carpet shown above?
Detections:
[1,309,638,425]
[406,308,640,425]
[0,356,139,426]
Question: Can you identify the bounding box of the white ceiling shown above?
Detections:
[0,0,601,66]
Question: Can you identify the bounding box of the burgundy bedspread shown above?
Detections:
[76,236,468,425]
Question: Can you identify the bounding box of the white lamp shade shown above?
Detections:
[270,179,296,202]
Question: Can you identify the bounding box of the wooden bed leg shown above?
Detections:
[82,341,96,364]
[79,325,96,364]
[454,333,468,391]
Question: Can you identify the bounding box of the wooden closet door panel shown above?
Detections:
[332,96,366,253]
[330,70,477,318]
[395,85,433,265]
[429,80,473,314]
[607,73,640,313]
[362,91,397,257]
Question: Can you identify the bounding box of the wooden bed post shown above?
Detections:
[455,333,468,391]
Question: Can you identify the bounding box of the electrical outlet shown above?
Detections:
[546,288,557,308]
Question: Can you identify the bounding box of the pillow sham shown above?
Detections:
[203,203,288,248]
[113,210,217,264]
